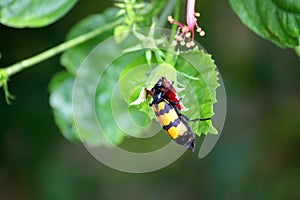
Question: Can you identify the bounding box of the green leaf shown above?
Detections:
[175,50,219,136]
[49,71,105,146]
[50,33,146,146]
[119,49,219,137]
[118,50,149,103]
[0,0,78,28]
[50,8,123,146]
[230,0,300,48]
[61,8,119,74]
[49,72,79,142]
[94,51,147,146]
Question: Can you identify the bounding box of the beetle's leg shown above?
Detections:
[180,113,211,122]
[191,117,211,121]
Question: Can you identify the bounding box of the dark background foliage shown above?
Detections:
[1,1,300,199]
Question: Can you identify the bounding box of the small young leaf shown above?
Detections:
[0,0,78,28]
[230,0,300,48]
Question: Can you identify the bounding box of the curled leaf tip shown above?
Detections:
[129,87,146,106]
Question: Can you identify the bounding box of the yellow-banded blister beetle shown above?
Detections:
[145,77,211,152]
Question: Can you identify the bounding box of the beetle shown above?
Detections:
[145,77,210,151]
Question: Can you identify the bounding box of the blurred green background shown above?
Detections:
[1,1,300,200]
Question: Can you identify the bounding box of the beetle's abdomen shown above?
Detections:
[152,100,196,151]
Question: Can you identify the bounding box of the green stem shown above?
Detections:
[3,18,123,77]
[165,0,181,64]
